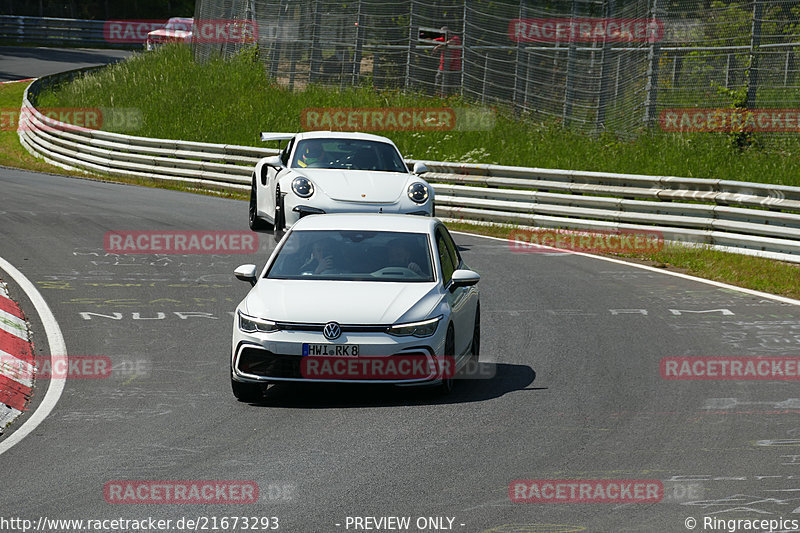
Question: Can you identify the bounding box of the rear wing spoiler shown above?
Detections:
[260,132,296,142]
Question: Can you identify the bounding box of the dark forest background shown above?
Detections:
[0,0,195,19]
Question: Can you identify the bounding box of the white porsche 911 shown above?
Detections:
[248,131,433,234]
[230,213,480,402]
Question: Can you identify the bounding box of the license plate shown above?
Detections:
[302,344,360,357]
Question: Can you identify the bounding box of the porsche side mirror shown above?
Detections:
[413,162,429,175]
[264,155,283,169]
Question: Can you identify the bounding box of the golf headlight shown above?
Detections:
[407,182,429,204]
[387,316,441,337]
[238,312,280,333]
[292,177,314,198]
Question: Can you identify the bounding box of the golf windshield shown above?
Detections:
[267,230,435,282]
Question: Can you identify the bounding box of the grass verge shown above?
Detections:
[448,220,800,301]
[35,44,800,187]
[0,79,245,199]
[0,80,68,172]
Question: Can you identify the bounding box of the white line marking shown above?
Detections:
[0,256,66,455]
[0,404,22,430]
[451,230,800,307]
[0,351,35,389]
[0,307,28,338]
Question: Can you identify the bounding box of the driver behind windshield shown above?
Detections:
[386,237,424,276]
[300,238,340,275]
[296,141,327,168]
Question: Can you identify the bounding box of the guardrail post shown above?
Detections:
[352,0,364,85]
[725,53,731,89]
[785,50,791,86]
[406,0,416,91]
[268,0,284,79]
[481,53,489,105]
[309,0,322,84]
[746,0,763,108]
[460,0,467,97]
[524,47,533,110]
[643,0,664,127]
[512,1,525,115]
[595,0,616,131]
[562,0,578,127]
[287,3,298,90]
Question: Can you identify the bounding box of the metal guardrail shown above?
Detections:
[0,15,139,48]
[17,68,800,263]
[19,68,278,193]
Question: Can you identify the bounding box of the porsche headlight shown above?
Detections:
[407,182,429,204]
[238,311,280,333]
[387,316,441,337]
[292,177,314,198]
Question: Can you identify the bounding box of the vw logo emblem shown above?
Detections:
[323,322,342,340]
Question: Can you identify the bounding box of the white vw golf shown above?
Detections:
[249,131,433,235]
[230,214,480,401]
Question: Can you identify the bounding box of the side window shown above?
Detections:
[280,138,294,166]
[441,226,461,270]
[436,228,455,285]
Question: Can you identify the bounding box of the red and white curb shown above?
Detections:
[0,280,34,433]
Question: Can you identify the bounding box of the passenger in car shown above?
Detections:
[300,238,340,275]
[386,238,425,276]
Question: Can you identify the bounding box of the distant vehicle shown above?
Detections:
[230,213,480,401]
[250,131,433,236]
[145,17,193,51]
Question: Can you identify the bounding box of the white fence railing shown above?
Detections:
[18,69,800,263]
[0,15,138,48]
[19,68,277,192]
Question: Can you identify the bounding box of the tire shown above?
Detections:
[231,378,265,402]
[273,185,286,242]
[249,177,273,231]
[437,325,456,395]
[471,304,480,361]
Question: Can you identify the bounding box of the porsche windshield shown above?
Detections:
[267,230,435,282]
[291,139,408,172]
[165,18,192,31]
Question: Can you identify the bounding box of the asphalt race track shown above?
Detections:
[0,46,132,82]
[2,48,800,533]
[2,167,800,532]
